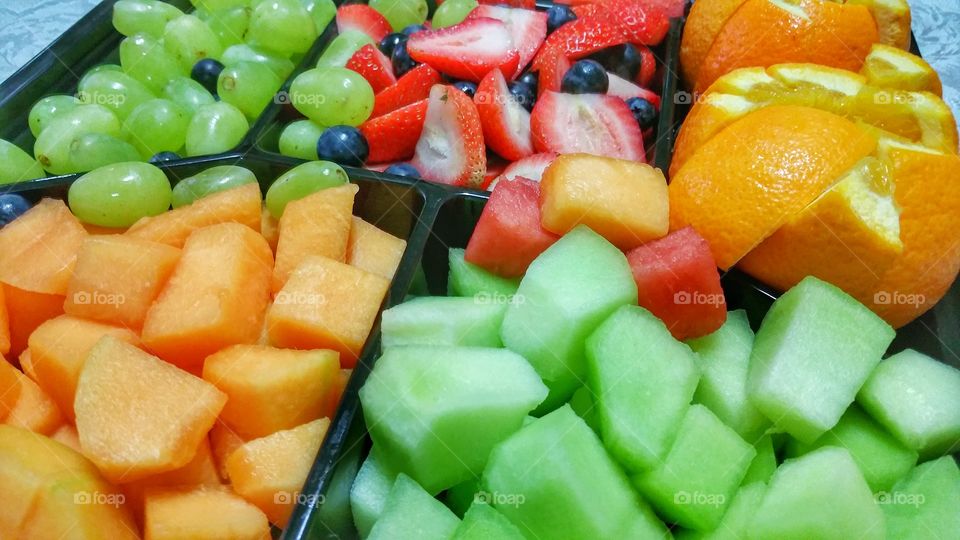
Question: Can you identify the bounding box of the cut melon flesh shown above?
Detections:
[452,503,524,540]
[749,447,885,539]
[143,487,270,540]
[586,305,700,471]
[367,474,460,540]
[444,478,480,518]
[858,349,960,458]
[381,297,506,348]
[482,406,669,540]
[747,276,894,443]
[686,309,769,442]
[882,456,960,539]
[634,405,756,531]
[675,481,767,540]
[741,435,777,485]
[350,449,399,538]
[500,225,637,409]
[447,248,520,298]
[567,385,599,433]
[360,346,547,494]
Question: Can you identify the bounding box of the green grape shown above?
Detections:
[0,139,45,184]
[184,102,248,156]
[34,105,123,174]
[67,133,141,173]
[248,0,317,55]
[77,70,156,120]
[278,120,324,160]
[217,61,281,119]
[290,67,374,126]
[300,0,336,33]
[171,165,258,207]
[163,14,224,71]
[113,0,184,38]
[370,0,428,31]
[316,31,374,69]
[221,44,295,79]
[163,77,216,114]
[78,64,123,90]
[265,160,348,217]
[192,0,248,10]
[68,162,172,227]
[432,0,477,28]
[205,6,251,48]
[123,99,190,159]
[119,33,185,94]
[28,95,82,137]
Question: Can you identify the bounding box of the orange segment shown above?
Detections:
[347,216,407,280]
[0,198,87,295]
[2,367,62,435]
[2,284,64,358]
[860,44,942,95]
[847,0,911,50]
[143,487,271,540]
[679,0,748,87]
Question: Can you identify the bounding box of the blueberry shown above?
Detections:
[0,194,32,227]
[384,163,421,178]
[517,71,539,95]
[626,97,658,129]
[546,5,577,34]
[379,32,408,57]
[508,81,537,112]
[316,126,369,167]
[391,41,417,78]
[561,60,609,94]
[402,24,427,36]
[589,44,643,81]
[190,58,224,95]
[452,81,478,98]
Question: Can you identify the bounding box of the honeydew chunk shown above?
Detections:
[741,435,777,485]
[447,248,519,298]
[350,450,398,539]
[881,456,960,539]
[367,474,460,540]
[675,482,767,540]
[381,297,506,348]
[452,503,525,540]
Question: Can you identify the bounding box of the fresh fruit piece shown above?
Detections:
[453,503,525,539]
[320,368,350,420]
[371,64,442,117]
[267,256,390,367]
[464,177,559,277]
[410,84,486,187]
[318,30,377,69]
[484,406,669,539]
[0,139,43,183]
[561,59,609,94]
[279,120,323,160]
[546,4,577,33]
[447,248,520,298]
[748,276,894,443]
[2,285,64,357]
[210,421,246,481]
[434,0,479,29]
[226,418,331,527]
[537,46,572,95]
[475,68,534,161]
[488,152,557,189]
[369,0,429,32]
[849,0,911,50]
[360,100,428,163]
[338,4,393,43]
[467,4,548,78]
[567,385,600,432]
[0,287,8,356]
[2,368,62,435]
[360,346,547,493]
[143,487,271,540]
[367,474,461,539]
[142,223,274,371]
[586,305,700,470]
[0,198,87,295]
[184,102,249,156]
[626,227,727,340]
[742,435,777,484]
[530,92,645,161]
[67,162,172,228]
[406,17,520,82]
[675,481,767,540]
[122,439,221,518]
[64,235,181,329]
[882,456,960,539]
[248,0,317,55]
[204,345,340,439]
[607,74,661,109]
[382,297,507,347]
[347,216,407,280]
[265,161,349,219]
[347,44,398,93]
[749,447,885,539]
[860,43,942,94]
[857,349,960,458]
[501,226,637,407]
[75,336,227,483]
[0,359,20,419]
[350,450,399,538]
[317,125,370,166]
[291,67,375,127]
[49,424,82,453]
[172,166,258,209]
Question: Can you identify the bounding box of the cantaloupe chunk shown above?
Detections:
[50,424,82,453]
[18,349,36,380]
[64,236,181,329]
[272,184,358,292]
[261,205,279,253]
[144,487,270,540]
[0,285,9,356]
[74,336,227,483]
[142,223,274,371]
[123,439,221,522]
[320,368,352,419]
[210,421,246,482]
[3,284,64,357]
[226,418,330,527]
[126,183,262,248]
[0,198,87,295]
[347,216,407,280]
[28,315,140,421]
[267,256,390,367]
[539,153,669,250]
[203,345,340,439]
[2,368,62,435]
[82,223,127,235]
[0,357,22,420]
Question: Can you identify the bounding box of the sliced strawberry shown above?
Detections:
[372,64,442,118]
[611,0,670,43]
[406,17,520,83]
[572,4,604,18]
[634,44,657,88]
[531,91,645,162]
[360,100,428,163]
[480,0,536,8]
[346,44,397,94]
[475,69,534,161]
[411,85,487,187]
[537,47,571,96]
[467,5,547,78]
[607,72,662,109]
[336,4,393,43]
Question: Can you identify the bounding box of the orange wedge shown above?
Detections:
[860,44,942,95]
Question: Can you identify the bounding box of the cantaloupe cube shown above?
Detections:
[74,336,227,483]
[64,236,181,329]
[126,182,262,248]
[0,285,8,356]
[267,256,389,367]
[273,184,359,292]
[0,198,87,295]
[210,421,246,481]
[347,216,407,280]
[3,284,64,357]
[82,223,127,235]
[0,356,20,420]
[17,349,35,380]
[2,368,62,435]
[203,345,340,439]
[539,154,669,250]
[143,487,270,540]
[226,418,330,527]
[123,439,221,522]
[50,424,82,453]
[320,368,351,419]
[142,223,274,371]
[261,205,279,252]
[28,315,140,421]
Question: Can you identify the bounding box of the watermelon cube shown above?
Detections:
[857,349,960,458]
[350,450,398,538]
[501,226,637,408]
[882,456,960,539]
[586,305,700,471]
[367,474,461,540]
[634,405,756,531]
[482,405,669,540]
[626,227,727,340]
[447,248,519,298]
[741,435,777,485]
[674,481,767,540]
[747,276,895,443]
[687,309,769,443]
[359,346,547,493]
[452,503,525,540]
[749,447,885,539]
[381,297,506,348]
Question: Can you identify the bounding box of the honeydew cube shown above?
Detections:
[367,474,460,540]
[675,482,767,540]
[567,386,599,433]
[444,478,481,518]
[381,297,506,348]
[447,248,519,299]
[350,450,398,538]
[741,435,777,485]
[881,456,960,539]
[452,503,525,540]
